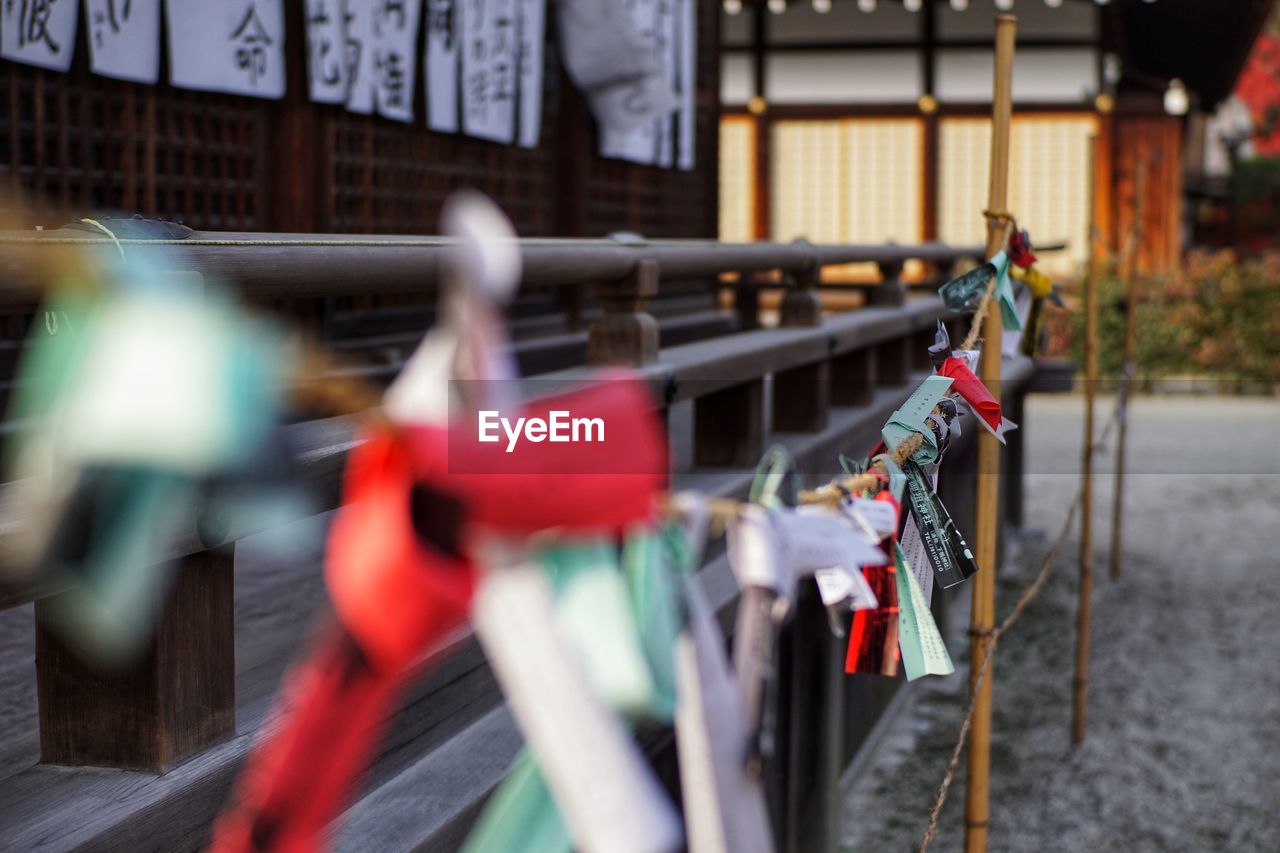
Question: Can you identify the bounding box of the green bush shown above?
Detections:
[1043,249,1280,386]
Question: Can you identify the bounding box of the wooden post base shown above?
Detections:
[587,259,660,367]
[36,547,236,773]
[773,360,830,433]
[694,379,764,468]
[830,348,875,407]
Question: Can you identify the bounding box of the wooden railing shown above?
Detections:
[0,234,1038,852]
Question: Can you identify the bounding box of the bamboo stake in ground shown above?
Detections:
[1073,140,1102,746]
[1110,157,1146,580]
[963,15,1016,853]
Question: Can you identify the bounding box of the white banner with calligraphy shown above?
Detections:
[304,0,349,104]
[427,0,543,147]
[86,0,160,84]
[3,0,79,72]
[460,0,518,144]
[676,0,696,170]
[424,0,459,133]
[515,0,545,148]
[166,0,286,99]
[344,0,422,122]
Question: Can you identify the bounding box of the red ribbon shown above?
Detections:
[214,375,667,851]
[937,357,1002,434]
[844,488,903,677]
[1009,230,1038,269]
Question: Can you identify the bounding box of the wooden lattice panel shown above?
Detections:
[1,10,718,242]
[1,58,267,231]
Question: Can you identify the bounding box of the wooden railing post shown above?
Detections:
[773,357,830,433]
[869,260,907,307]
[587,259,659,366]
[829,347,876,407]
[36,546,236,772]
[694,380,764,468]
[875,338,909,387]
[778,580,844,853]
[735,270,764,331]
[778,264,823,328]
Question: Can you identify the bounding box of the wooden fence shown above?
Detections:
[0,233,1041,852]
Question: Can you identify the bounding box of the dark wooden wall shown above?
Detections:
[0,4,720,240]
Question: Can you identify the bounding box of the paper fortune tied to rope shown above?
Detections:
[894,542,954,681]
[902,459,979,590]
[882,375,955,465]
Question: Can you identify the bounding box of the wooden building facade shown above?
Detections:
[717,0,1274,276]
[0,3,722,241]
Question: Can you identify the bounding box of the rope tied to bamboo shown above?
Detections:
[916,399,1124,853]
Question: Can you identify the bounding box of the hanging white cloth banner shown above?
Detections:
[424,0,460,132]
[460,0,519,144]
[166,0,286,99]
[654,0,677,169]
[557,0,677,162]
[344,0,422,122]
[597,0,664,165]
[303,0,349,104]
[426,0,543,146]
[515,0,546,148]
[85,0,160,83]
[3,0,79,72]
[676,0,697,170]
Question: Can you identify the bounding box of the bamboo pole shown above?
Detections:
[963,15,1016,853]
[1109,158,1146,581]
[1072,139,1102,746]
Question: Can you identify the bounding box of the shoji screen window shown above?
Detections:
[771,119,922,279]
[939,115,1097,275]
[719,116,757,243]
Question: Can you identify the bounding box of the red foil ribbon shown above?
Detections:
[936,357,1002,435]
[844,489,902,677]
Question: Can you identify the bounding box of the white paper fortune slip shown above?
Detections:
[304,0,349,104]
[461,0,519,143]
[894,542,954,681]
[1002,281,1033,357]
[675,579,775,853]
[2,0,78,71]
[784,508,883,613]
[472,557,683,853]
[166,0,286,99]
[840,496,899,542]
[899,515,935,604]
[86,0,160,83]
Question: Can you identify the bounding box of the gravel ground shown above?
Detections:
[840,393,1280,853]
